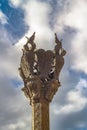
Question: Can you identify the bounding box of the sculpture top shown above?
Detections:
[19,32,66,104]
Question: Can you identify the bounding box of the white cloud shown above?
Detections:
[70,31,87,73]
[8,122,26,130]
[53,0,87,74]
[10,0,20,6]
[65,0,87,30]
[76,78,87,90]
[10,0,55,50]
[9,0,24,7]
[54,91,87,114]
[0,27,21,78]
[22,0,55,50]
[64,0,87,74]
[0,10,8,24]
[1,0,87,130]
[0,77,31,130]
[0,26,32,130]
[53,78,87,115]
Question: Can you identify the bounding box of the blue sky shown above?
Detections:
[0,0,28,41]
[0,0,87,130]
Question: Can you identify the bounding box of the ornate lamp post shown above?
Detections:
[19,32,66,130]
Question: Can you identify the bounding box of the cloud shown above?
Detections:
[19,0,87,75]
[50,78,87,130]
[65,0,87,74]
[57,90,87,114]
[0,0,87,130]
[8,0,24,7]
[21,0,55,50]
[10,0,55,50]
[76,78,87,90]
[0,25,21,78]
[0,26,31,128]
[0,76,31,130]
[53,0,87,74]
[0,10,8,24]
[52,78,87,114]
[0,23,32,130]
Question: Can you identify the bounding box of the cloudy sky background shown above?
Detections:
[0,0,87,130]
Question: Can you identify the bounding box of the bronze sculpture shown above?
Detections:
[19,32,66,130]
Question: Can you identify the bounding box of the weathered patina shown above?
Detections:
[19,32,66,130]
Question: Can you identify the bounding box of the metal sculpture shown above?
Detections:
[19,32,66,130]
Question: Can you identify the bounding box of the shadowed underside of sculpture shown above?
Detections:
[19,32,66,130]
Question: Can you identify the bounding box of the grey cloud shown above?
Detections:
[0,26,21,78]
[50,77,87,130]
[0,26,31,130]
[52,105,87,130]
[1,0,87,130]
[0,76,31,130]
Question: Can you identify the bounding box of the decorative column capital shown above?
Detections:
[19,32,66,104]
[22,76,60,104]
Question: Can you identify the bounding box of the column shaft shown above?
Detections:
[32,102,50,130]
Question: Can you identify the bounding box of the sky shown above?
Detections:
[0,0,87,130]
